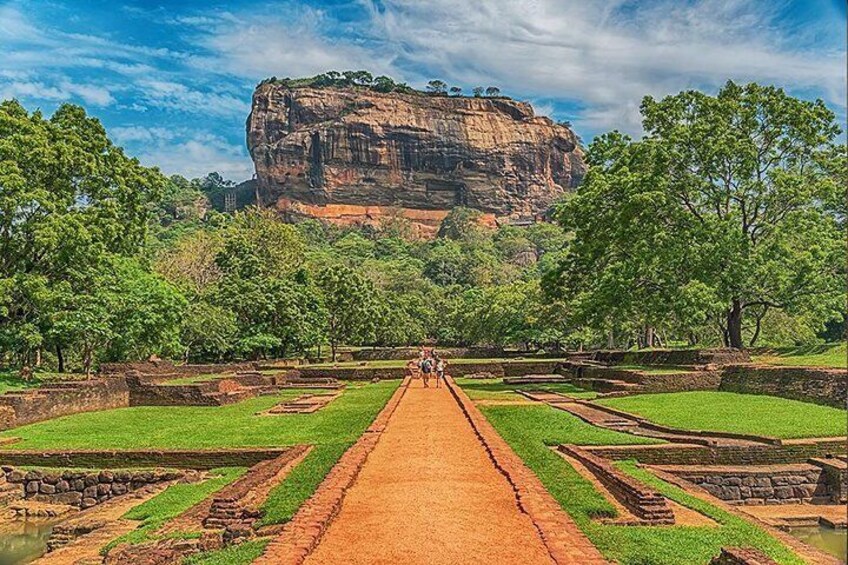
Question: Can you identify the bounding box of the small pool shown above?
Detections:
[0,521,53,565]
[788,526,847,563]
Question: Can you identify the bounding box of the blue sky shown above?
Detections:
[1,0,845,181]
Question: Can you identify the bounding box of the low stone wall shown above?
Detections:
[656,463,839,505]
[3,467,184,509]
[719,365,847,408]
[297,366,409,381]
[558,445,674,524]
[126,376,258,407]
[0,447,295,469]
[710,547,778,565]
[583,439,847,466]
[99,360,257,377]
[0,378,130,431]
[591,348,751,366]
[566,364,722,393]
[352,346,505,361]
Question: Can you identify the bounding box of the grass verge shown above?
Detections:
[455,377,597,401]
[478,400,804,564]
[184,539,270,565]
[752,343,846,369]
[597,391,847,439]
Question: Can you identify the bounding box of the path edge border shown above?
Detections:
[445,376,609,565]
[252,377,410,565]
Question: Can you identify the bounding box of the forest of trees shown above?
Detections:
[0,80,844,373]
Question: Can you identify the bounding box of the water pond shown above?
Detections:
[788,526,847,563]
[0,521,53,565]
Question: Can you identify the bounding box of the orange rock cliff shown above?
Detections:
[246,83,586,236]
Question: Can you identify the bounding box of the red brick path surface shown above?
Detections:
[255,376,607,565]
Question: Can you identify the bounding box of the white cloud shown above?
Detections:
[362,0,846,134]
[182,8,397,80]
[122,128,254,180]
[134,79,250,116]
[0,76,115,106]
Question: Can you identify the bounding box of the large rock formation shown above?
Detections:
[246,83,585,235]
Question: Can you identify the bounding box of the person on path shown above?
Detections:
[420,356,432,388]
[435,358,446,388]
[406,359,420,380]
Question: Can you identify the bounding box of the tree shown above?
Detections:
[437,207,483,241]
[316,266,376,360]
[0,100,165,368]
[549,82,846,348]
[426,80,448,95]
[485,86,501,97]
[472,86,484,97]
[449,86,462,96]
[181,302,238,361]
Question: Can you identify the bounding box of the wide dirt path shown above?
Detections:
[305,379,555,565]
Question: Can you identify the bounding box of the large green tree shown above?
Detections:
[316,265,377,360]
[0,101,166,367]
[551,82,845,348]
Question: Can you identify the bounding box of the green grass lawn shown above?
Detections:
[0,369,88,395]
[752,342,846,368]
[455,377,597,401]
[479,401,804,565]
[0,381,398,450]
[0,381,398,547]
[597,391,847,439]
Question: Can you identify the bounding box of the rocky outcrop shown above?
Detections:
[246,84,585,235]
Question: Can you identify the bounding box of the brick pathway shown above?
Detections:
[255,376,608,564]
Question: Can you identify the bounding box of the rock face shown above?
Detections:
[246,84,585,235]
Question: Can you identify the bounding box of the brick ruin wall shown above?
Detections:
[583,439,847,466]
[558,445,674,524]
[0,447,295,470]
[590,348,752,366]
[719,365,847,408]
[99,360,257,377]
[657,463,846,505]
[3,467,184,509]
[0,378,130,431]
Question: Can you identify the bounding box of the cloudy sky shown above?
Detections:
[2,0,845,181]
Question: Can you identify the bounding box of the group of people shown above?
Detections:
[407,348,447,388]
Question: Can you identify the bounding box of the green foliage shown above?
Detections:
[317,265,377,358]
[0,100,169,369]
[597,391,847,439]
[549,81,846,349]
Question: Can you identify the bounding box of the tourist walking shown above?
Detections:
[435,358,446,388]
[420,356,433,388]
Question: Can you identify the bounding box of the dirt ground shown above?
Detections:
[304,378,556,565]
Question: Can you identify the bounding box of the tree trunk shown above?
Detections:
[607,330,615,349]
[643,326,655,350]
[331,342,337,362]
[35,348,41,367]
[727,299,744,348]
[56,345,64,373]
